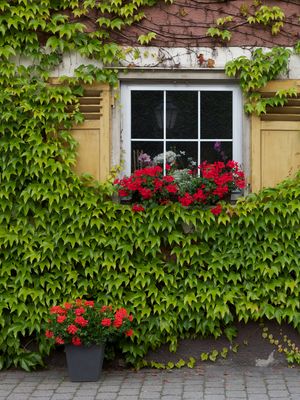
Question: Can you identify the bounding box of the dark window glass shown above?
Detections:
[166,142,198,169]
[131,91,163,139]
[201,91,232,139]
[201,141,232,164]
[131,141,163,171]
[166,92,198,139]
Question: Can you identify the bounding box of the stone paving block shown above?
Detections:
[76,389,98,396]
[99,386,120,393]
[161,396,182,400]
[117,388,140,395]
[183,385,204,392]
[203,395,226,400]
[72,397,96,400]
[95,393,118,400]
[0,389,13,396]
[182,394,204,400]
[247,395,270,400]
[225,390,247,397]
[29,389,54,397]
[267,390,291,397]
[54,387,77,394]
[50,394,74,400]
[139,393,161,399]
[114,396,139,400]
[6,395,31,400]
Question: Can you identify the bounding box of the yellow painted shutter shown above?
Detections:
[251,80,300,192]
[71,84,111,182]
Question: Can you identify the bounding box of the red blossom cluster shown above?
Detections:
[45,300,134,347]
[114,161,245,215]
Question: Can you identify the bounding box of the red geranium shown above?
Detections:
[101,318,112,327]
[45,301,134,347]
[211,204,222,215]
[72,337,81,346]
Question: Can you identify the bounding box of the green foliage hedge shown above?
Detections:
[0,71,300,369]
[0,0,300,371]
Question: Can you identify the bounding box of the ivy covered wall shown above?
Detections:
[0,0,300,371]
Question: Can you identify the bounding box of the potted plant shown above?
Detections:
[44,299,134,381]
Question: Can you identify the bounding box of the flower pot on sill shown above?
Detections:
[65,344,105,382]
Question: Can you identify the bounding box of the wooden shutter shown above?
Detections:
[251,80,300,192]
[71,83,111,182]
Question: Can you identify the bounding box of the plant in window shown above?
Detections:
[114,160,245,213]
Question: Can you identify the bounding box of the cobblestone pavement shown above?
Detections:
[1,365,300,400]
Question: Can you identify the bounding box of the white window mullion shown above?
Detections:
[163,90,166,174]
[198,91,201,173]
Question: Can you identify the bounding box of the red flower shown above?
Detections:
[166,164,171,171]
[178,193,194,207]
[125,329,134,337]
[75,299,82,306]
[163,175,174,183]
[50,306,65,315]
[45,330,54,338]
[211,204,222,215]
[55,337,64,345]
[101,318,112,327]
[74,316,89,327]
[84,300,94,307]
[75,307,85,316]
[132,204,145,213]
[67,324,78,335]
[72,337,82,346]
[57,315,66,324]
[139,188,152,199]
[165,184,178,194]
[64,302,72,310]
[115,308,128,318]
[118,189,129,197]
[128,315,133,322]
[100,305,112,312]
[113,318,123,328]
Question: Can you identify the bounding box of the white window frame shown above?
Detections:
[121,83,243,175]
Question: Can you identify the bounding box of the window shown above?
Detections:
[121,84,243,174]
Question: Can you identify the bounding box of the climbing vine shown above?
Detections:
[0,0,300,371]
[225,47,297,114]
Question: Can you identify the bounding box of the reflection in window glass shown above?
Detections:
[131,91,163,139]
[201,141,232,164]
[166,92,198,139]
[166,142,198,169]
[131,141,163,171]
[201,91,232,139]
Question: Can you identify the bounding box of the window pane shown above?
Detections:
[201,141,232,164]
[131,141,163,171]
[201,91,232,139]
[131,91,163,139]
[166,91,198,139]
[166,142,198,168]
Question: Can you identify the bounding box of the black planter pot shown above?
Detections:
[65,344,105,382]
